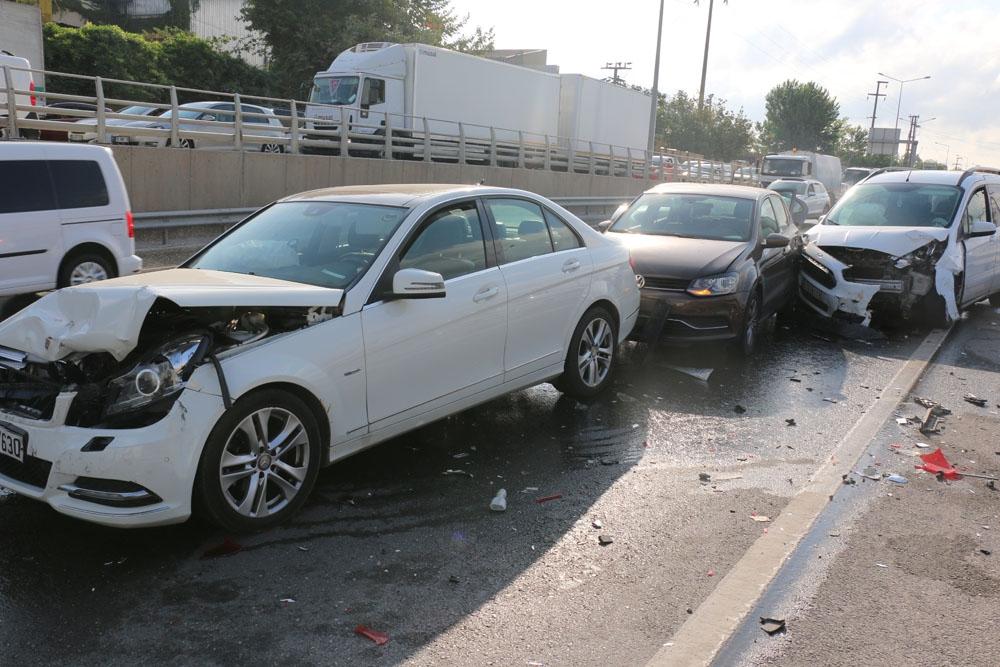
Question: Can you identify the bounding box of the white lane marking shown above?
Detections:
[647,325,952,667]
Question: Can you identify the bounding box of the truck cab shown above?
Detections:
[760,154,812,188]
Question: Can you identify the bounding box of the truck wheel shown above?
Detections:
[195,388,322,533]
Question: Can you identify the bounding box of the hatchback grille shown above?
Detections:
[0,452,52,489]
[642,276,689,291]
[802,255,837,288]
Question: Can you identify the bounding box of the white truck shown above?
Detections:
[759,151,844,201]
[304,42,651,159]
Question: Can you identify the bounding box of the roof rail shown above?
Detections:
[957,166,1000,186]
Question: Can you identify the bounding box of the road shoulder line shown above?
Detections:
[646,326,952,667]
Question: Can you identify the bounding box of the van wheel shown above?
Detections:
[195,389,322,532]
[553,306,618,398]
[58,252,116,288]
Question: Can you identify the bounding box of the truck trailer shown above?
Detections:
[760,151,844,201]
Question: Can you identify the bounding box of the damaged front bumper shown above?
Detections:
[0,385,223,528]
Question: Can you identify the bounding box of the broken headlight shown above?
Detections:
[894,240,946,269]
[104,334,210,418]
[687,272,740,296]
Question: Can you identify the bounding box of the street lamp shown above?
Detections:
[935,142,950,169]
[878,72,931,135]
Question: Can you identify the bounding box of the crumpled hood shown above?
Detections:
[805,225,949,256]
[0,269,343,362]
[606,232,746,280]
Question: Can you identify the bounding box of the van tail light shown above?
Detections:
[126,210,135,238]
[29,80,36,107]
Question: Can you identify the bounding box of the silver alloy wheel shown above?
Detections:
[577,317,614,388]
[261,143,281,153]
[178,138,193,149]
[219,407,311,519]
[69,261,109,285]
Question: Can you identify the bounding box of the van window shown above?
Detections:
[0,160,55,214]
[48,161,110,209]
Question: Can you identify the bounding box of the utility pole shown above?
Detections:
[905,115,918,167]
[696,0,727,109]
[866,79,887,152]
[953,155,963,171]
[878,72,931,153]
[646,0,666,161]
[602,62,632,86]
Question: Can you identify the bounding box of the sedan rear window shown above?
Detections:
[825,183,961,228]
[187,202,409,289]
[770,181,807,196]
[609,193,754,241]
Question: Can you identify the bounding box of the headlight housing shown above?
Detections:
[894,239,946,269]
[687,272,740,297]
[104,334,210,419]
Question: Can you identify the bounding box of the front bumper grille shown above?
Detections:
[0,452,52,489]
[641,276,690,291]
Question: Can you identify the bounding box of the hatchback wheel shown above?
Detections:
[196,389,322,532]
[736,292,760,356]
[555,306,618,398]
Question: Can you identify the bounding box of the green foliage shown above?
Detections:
[834,122,870,166]
[653,90,757,161]
[43,23,273,103]
[241,0,494,98]
[762,80,842,153]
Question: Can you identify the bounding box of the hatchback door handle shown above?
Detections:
[562,259,581,273]
[473,285,500,302]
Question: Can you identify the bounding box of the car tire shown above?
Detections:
[990,293,1000,308]
[553,306,618,399]
[194,388,322,533]
[57,251,116,288]
[734,291,761,357]
[261,143,283,153]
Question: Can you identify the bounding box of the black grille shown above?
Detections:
[0,452,52,489]
[802,255,837,288]
[0,368,59,421]
[642,276,689,291]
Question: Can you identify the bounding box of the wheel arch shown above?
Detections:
[60,242,119,277]
[238,381,332,457]
[588,298,621,336]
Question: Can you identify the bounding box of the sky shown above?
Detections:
[451,0,1000,167]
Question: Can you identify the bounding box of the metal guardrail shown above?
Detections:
[2,64,758,183]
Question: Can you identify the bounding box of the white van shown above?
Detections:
[0,143,142,297]
[0,51,36,133]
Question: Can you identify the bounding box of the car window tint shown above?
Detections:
[964,189,989,234]
[486,198,554,263]
[759,198,780,236]
[401,202,487,281]
[0,160,55,214]
[543,209,582,251]
[241,105,268,124]
[48,160,109,209]
[770,196,793,234]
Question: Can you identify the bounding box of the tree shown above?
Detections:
[653,90,756,161]
[835,122,869,166]
[241,0,494,98]
[762,80,841,153]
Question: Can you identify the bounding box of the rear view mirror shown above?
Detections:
[968,220,997,238]
[763,233,790,249]
[393,268,445,298]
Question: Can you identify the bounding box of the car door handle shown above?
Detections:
[562,259,581,273]
[473,285,500,302]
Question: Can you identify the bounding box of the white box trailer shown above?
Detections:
[558,74,650,154]
[305,42,651,156]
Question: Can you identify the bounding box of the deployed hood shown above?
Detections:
[606,232,745,280]
[806,225,949,256]
[0,269,343,362]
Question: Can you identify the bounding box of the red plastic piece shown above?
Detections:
[535,494,563,504]
[917,448,960,480]
[355,625,390,646]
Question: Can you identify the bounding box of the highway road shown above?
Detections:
[3,297,996,665]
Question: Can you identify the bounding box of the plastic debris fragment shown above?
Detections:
[490,489,507,512]
[535,493,562,504]
[354,625,390,646]
[760,617,786,635]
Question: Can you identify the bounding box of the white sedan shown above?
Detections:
[0,185,639,531]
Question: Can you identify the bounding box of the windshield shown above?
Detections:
[770,181,807,195]
[763,158,806,177]
[610,193,754,241]
[825,183,961,228]
[309,76,360,105]
[843,168,870,185]
[187,202,409,289]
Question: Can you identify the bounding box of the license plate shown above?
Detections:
[0,422,26,464]
[112,135,130,144]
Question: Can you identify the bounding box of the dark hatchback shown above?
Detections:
[603,183,802,354]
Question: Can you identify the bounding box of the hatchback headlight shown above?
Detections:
[104,335,210,418]
[687,272,740,297]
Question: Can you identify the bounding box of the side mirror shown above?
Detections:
[610,202,629,223]
[200,113,218,122]
[597,220,613,232]
[392,268,445,299]
[968,220,997,238]
[763,233,790,249]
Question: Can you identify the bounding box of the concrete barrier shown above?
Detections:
[111,145,653,213]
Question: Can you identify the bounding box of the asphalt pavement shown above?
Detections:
[3,299,964,666]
